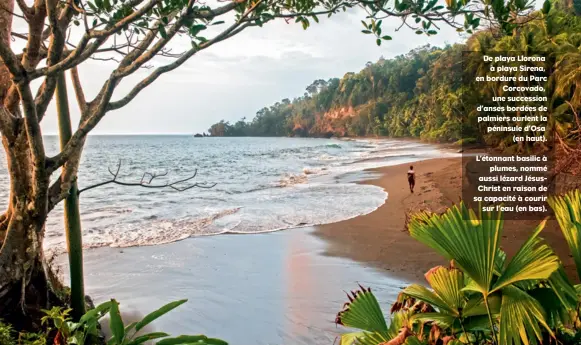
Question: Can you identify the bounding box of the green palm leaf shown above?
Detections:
[387,310,414,339]
[401,285,452,314]
[425,267,464,313]
[546,267,578,312]
[548,190,581,281]
[336,286,388,333]
[410,313,456,329]
[492,219,560,292]
[529,287,571,328]
[498,286,554,345]
[339,332,365,345]
[463,294,499,317]
[463,315,494,332]
[408,202,502,294]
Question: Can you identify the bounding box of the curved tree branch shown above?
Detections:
[78,160,217,194]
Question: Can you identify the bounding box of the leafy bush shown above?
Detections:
[16,332,46,345]
[0,321,14,345]
[39,299,226,345]
[336,190,581,345]
[453,137,478,146]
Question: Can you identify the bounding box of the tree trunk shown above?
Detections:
[0,0,74,332]
[56,71,86,320]
[0,0,13,102]
[0,128,63,331]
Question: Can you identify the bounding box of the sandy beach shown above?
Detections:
[61,227,407,345]
[315,157,578,283]
[57,150,579,345]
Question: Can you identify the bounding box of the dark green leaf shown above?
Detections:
[127,333,170,345]
[124,322,138,335]
[376,38,381,46]
[189,24,206,36]
[361,30,372,34]
[79,301,112,326]
[158,24,167,39]
[381,35,392,40]
[109,300,125,343]
[211,20,225,25]
[424,0,438,11]
[415,30,423,34]
[427,30,437,35]
[542,0,551,14]
[157,335,227,345]
[135,300,187,332]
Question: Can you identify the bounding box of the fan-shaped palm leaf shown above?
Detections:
[408,202,502,295]
[492,219,560,292]
[548,190,581,281]
[336,286,390,345]
[498,285,554,345]
[401,285,453,315]
[336,286,388,333]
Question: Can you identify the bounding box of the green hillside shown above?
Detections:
[209,4,580,154]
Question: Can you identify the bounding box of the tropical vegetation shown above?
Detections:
[0,299,228,345]
[208,1,581,156]
[335,189,581,345]
[0,0,572,340]
[0,0,540,331]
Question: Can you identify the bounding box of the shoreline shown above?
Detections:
[313,157,578,283]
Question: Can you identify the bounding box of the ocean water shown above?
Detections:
[0,136,450,253]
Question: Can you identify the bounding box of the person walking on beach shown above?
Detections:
[407,165,415,193]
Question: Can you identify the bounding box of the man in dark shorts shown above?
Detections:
[407,165,415,193]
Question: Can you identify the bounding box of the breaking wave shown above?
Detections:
[35,136,452,253]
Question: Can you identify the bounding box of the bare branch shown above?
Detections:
[34,0,77,121]
[70,66,88,114]
[0,39,24,79]
[78,160,217,194]
[108,1,263,110]
[15,0,32,18]
[28,0,160,80]
[15,82,46,195]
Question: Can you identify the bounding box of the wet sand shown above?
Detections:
[59,228,408,345]
[314,157,578,283]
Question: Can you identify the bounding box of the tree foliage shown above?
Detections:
[209,2,581,154]
[336,191,581,345]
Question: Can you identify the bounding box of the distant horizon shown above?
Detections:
[43,132,201,136]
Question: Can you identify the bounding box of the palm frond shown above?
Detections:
[401,285,452,315]
[408,202,502,295]
[492,219,560,292]
[336,286,388,333]
[548,190,581,281]
[424,267,464,314]
[498,286,554,345]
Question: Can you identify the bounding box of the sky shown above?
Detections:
[32,6,468,135]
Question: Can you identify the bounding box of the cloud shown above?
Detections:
[38,8,464,135]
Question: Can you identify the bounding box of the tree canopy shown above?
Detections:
[209,1,580,157]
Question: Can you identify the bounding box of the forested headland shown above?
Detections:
[208,3,581,154]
